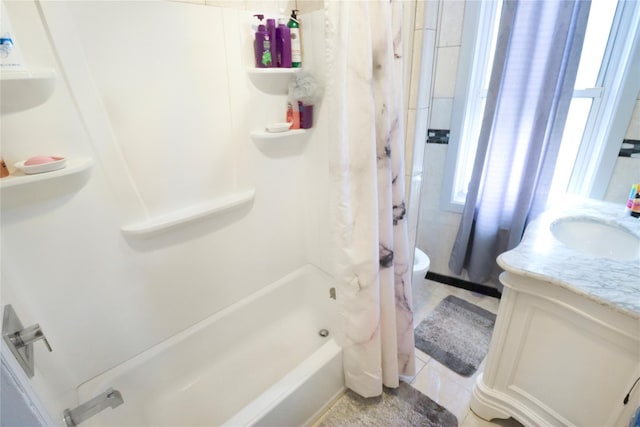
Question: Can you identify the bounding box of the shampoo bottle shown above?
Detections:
[253,14,272,68]
[276,18,292,68]
[266,18,277,68]
[287,9,302,68]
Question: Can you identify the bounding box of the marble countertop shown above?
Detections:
[497,196,640,319]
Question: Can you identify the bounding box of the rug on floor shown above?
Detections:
[414,295,496,377]
[316,382,458,427]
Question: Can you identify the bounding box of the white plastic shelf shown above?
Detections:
[121,189,256,237]
[246,67,301,95]
[250,129,307,141]
[1,68,57,114]
[0,157,93,190]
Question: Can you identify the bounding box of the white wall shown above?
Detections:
[1,0,329,422]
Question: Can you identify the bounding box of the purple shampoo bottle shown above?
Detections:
[266,18,276,68]
[253,14,272,68]
[276,19,292,68]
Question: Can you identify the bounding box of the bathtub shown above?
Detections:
[77,265,344,426]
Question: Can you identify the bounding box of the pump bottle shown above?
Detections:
[287,9,302,68]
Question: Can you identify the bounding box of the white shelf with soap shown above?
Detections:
[250,129,307,141]
[1,68,57,114]
[0,157,93,190]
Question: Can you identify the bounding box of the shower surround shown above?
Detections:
[1,1,331,423]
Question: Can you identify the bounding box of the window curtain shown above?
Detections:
[326,0,415,397]
[449,0,591,284]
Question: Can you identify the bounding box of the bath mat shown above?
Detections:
[316,382,457,427]
[414,295,496,377]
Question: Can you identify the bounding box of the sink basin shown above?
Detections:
[550,217,640,261]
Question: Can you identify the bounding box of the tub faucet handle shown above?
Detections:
[11,323,52,352]
[2,305,52,378]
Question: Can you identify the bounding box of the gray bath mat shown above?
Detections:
[316,382,457,427]
[414,295,496,377]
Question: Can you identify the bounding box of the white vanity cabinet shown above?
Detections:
[472,272,639,426]
[470,198,640,427]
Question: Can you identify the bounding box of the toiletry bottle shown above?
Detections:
[288,9,302,68]
[626,184,637,214]
[266,18,277,68]
[286,99,300,129]
[276,18,292,68]
[631,183,640,218]
[0,158,9,178]
[253,14,272,68]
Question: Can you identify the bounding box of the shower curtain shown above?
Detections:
[326,0,415,398]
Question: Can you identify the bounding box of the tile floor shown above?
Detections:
[315,278,525,427]
[407,278,523,427]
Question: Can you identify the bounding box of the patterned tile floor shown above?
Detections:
[314,278,524,426]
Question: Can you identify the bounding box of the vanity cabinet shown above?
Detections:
[471,198,640,427]
[472,270,640,426]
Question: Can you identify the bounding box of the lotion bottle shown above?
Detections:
[287,9,302,68]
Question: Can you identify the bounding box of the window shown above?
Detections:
[441,0,640,212]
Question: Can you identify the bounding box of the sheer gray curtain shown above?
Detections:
[449,0,591,284]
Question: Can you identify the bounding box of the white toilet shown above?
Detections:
[412,248,431,286]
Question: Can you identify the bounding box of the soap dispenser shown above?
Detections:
[253,14,272,68]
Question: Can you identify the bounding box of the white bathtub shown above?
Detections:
[77,265,344,426]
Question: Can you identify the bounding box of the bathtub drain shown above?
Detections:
[318,329,329,337]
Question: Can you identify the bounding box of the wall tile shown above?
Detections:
[412,107,429,176]
[625,100,640,140]
[433,46,459,98]
[409,28,425,109]
[416,144,464,276]
[415,0,425,29]
[407,175,422,248]
[424,0,439,30]
[603,157,640,203]
[430,97,453,130]
[416,29,436,109]
[406,108,417,173]
[438,0,465,47]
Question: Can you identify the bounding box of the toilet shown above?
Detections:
[412,248,430,286]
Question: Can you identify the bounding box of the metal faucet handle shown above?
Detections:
[11,324,53,352]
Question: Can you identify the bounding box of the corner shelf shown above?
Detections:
[1,68,56,114]
[121,189,256,237]
[0,157,93,190]
[246,67,301,95]
[250,129,307,141]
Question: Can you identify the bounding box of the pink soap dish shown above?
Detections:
[15,156,66,175]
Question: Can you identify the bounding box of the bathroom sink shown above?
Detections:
[550,217,640,261]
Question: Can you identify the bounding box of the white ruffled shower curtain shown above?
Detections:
[326,0,415,398]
